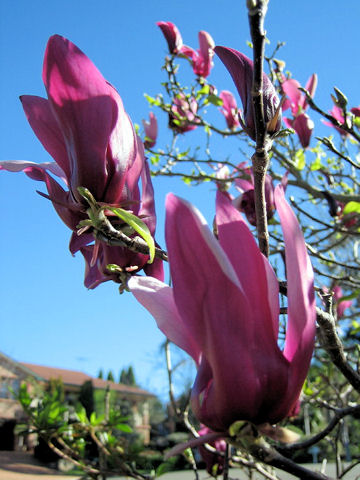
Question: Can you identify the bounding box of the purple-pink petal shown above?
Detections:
[293,113,314,148]
[275,186,316,364]
[20,95,70,179]
[215,46,280,139]
[216,191,279,341]
[351,107,360,117]
[282,79,302,115]
[302,74,318,109]
[138,160,157,234]
[129,276,200,363]
[219,90,240,129]
[142,112,158,149]
[323,106,347,135]
[333,285,353,318]
[157,21,183,54]
[0,160,80,230]
[43,35,116,202]
[102,84,139,205]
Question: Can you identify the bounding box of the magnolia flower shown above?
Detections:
[169,94,199,133]
[198,426,226,476]
[219,91,241,130]
[130,186,316,432]
[333,286,353,319]
[181,31,215,78]
[351,106,360,118]
[233,164,275,226]
[323,106,348,135]
[215,46,281,140]
[282,74,317,148]
[157,21,183,54]
[284,114,314,148]
[142,112,158,149]
[282,74,317,115]
[157,21,214,78]
[0,35,163,287]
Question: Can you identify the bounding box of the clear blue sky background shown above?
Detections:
[1,0,360,399]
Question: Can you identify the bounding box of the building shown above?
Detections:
[0,351,154,449]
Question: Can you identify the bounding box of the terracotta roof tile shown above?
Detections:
[20,363,153,398]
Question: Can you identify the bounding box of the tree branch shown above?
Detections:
[316,307,360,392]
[249,442,333,480]
[248,0,270,256]
[278,404,360,453]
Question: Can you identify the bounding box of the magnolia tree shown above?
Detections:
[2,1,360,479]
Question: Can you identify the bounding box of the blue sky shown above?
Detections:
[1,0,360,399]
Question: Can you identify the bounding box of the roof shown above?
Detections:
[20,362,153,398]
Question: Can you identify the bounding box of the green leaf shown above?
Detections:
[182,176,192,185]
[90,412,105,426]
[204,124,211,135]
[76,406,88,424]
[294,149,306,170]
[144,94,160,106]
[115,423,133,433]
[303,379,314,396]
[183,447,196,466]
[343,201,360,215]
[196,84,210,98]
[207,94,223,106]
[310,155,323,171]
[108,207,155,263]
[337,289,360,303]
[353,116,360,128]
[150,154,160,165]
[156,459,177,477]
[229,420,246,437]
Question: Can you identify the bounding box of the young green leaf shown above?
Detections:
[108,207,155,263]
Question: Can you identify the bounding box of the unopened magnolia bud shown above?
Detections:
[331,87,348,110]
[215,46,281,140]
[273,58,286,72]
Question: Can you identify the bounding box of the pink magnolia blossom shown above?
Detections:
[333,286,353,319]
[323,106,348,135]
[351,106,360,118]
[198,426,226,476]
[282,74,317,115]
[180,31,215,78]
[0,35,163,287]
[215,46,281,140]
[157,21,183,54]
[130,186,316,432]
[232,164,275,226]
[142,112,158,149]
[219,90,241,130]
[283,114,314,149]
[282,74,317,148]
[336,202,358,229]
[157,22,215,78]
[169,94,199,133]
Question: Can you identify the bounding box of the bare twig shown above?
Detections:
[165,339,181,417]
